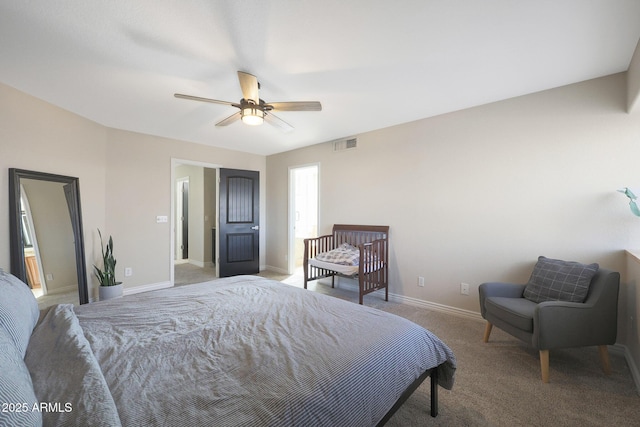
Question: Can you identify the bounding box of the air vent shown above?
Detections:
[333,137,358,152]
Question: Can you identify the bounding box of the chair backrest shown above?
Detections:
[332,224,388,247]
[583,268,620,310]
[534,268,620,349]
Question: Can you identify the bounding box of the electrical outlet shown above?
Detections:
[418,276,425,287]
[125,267,133,277]
[460,282,470,295]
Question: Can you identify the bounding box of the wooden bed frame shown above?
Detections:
[303,224,389,304]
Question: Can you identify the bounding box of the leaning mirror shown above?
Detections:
[9,169,88,306]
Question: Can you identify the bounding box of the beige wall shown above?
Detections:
[0,82,266,300]
[266,73,640,354]
[103,129,266,294]
[0,83,107,288]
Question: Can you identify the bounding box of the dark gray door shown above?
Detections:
[218,168,259,277]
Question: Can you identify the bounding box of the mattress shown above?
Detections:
[308,257,360,275]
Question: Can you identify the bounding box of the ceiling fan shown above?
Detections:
[174,71,322,133]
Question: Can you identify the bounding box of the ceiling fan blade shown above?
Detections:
[237,71,260,104]
[264,112,294,133]
[266,101,322,111]
[215,111,241,127]
[174,93,239,108]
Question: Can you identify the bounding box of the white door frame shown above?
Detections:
[288,163,320,274]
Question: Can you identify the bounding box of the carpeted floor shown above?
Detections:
[175,265,640,426]
[34,289,79,309]
[174,262,218,286]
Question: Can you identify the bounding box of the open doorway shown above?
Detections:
[171,160,220,286]
[288,164,319,274]
[175,177,189,262]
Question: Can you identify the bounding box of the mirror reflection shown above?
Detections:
[9,169,88,309]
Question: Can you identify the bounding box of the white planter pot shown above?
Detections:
[99,284,123,301]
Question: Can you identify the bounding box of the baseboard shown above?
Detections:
[388,292,484,322]
[263,265,290,275]
[611,344,640,396]
[332,278,483,322]
[123,281,172,296]
[188,260,206,268]
[44,285,77,295]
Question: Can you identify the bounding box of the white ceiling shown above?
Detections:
[1,1,639,156]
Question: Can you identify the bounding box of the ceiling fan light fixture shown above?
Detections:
[241,105,264,126]
[175,71,320,131]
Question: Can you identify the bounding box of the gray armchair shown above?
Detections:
[479,265,619,383]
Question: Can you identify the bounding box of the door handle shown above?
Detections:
[251,225,259,230]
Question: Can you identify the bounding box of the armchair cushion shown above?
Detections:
[485,297,536,332]
[523,256,599,304]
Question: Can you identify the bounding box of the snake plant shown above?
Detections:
[93,229,120,287]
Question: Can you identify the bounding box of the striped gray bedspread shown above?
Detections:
[44,276,455,426]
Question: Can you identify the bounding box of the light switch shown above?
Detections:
[156,215,168,223]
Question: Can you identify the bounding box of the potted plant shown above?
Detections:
[94,229,123,301]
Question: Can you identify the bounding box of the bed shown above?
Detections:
[304,224,389,304]
[1,270,456,427]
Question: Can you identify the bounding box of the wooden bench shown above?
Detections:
[303,224,389,304]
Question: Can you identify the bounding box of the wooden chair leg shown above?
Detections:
[540,349,550,383]
[598,345,612,375]
[483,322,493,343]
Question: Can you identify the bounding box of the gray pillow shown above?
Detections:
[0,328,42,426]
[0,270,40,357]
[523,256,599,303]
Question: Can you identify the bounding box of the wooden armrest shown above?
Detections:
[303,234,334,261]
[358,238,388,269]
[358,238,387,253]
